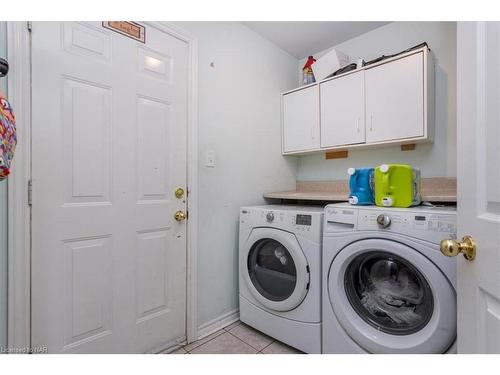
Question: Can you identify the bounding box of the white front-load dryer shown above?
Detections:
[239,205,323,354]
[322,203,457,354]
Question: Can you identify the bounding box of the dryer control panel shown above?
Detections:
[240,205,324,243]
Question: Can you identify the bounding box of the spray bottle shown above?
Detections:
[302,56,316,85]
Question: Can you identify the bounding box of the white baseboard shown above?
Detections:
[196,309,240,340]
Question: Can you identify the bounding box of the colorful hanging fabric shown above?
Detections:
[0,93,17,180]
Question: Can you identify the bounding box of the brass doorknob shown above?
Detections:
[440,235,476,261]
[174,210,187,222]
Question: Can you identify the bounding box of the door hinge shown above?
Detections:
[27,22,32,32]
[28,179,32,206]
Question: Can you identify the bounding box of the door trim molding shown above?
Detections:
[7,21,31,349]
[7,21,200,349]
[150,21,200,345]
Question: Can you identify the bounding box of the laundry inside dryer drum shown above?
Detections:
[344,251,434,335]
[248,239,297,302]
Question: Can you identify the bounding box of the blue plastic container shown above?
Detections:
[347,167,375,205]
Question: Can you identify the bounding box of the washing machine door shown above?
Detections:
[328,238,456,353]
[242,228,310,312]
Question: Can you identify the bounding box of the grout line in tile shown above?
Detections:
[225,330,261,353]
[185,324,281,354]
[260,339,276,352]
[188,331,258,354]
[226,331,258,350]
[184,329,226,353]
[223,320,242,332]
[226,329,276,353]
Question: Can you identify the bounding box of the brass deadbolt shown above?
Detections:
[175,188,185,199]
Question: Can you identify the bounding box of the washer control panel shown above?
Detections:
[358,209,457,242]
[324,204,457,243]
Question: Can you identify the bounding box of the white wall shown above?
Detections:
[0,21,7,349]
[297,22,457,180]
[171,22,298,331]
[171,21,456,334]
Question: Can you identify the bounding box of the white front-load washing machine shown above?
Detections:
[239,205,323,353]
[322,203,457,354]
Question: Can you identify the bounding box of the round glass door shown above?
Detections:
[247,238,297,302]
[328,238,457,353]
[242,228,309,312]
[344,251,434,335]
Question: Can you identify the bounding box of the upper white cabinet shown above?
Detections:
[320,70,365,148]
[282,85,320,153]
[365,52,424,143]
[281,47,434,155]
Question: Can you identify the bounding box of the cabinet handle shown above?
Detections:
[357,117,360,133]
[370,115,373,132]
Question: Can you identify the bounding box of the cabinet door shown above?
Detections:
[365,52,424,143]
[320,71,365,148]
[282,85,320,153]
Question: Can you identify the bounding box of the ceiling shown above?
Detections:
[243,22,390,59]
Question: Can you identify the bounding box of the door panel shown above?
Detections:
[63,22,111,62]
[62,236,113,349]
[320,71,365,148]
[365,52,424,143]
[62,77,112,203]
[456,22,500,353]
[136,96,171,200]
[31,22,188,353]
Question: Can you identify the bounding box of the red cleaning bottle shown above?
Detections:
[302,56,316,85]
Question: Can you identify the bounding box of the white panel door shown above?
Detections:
[31,22,189,353]
[320,71,365,148]
[282,85,320,153]
[455,22,500,353]
[365,52,424,143]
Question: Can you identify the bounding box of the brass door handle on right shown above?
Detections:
[174,210,187,222]
[440,235,476,261]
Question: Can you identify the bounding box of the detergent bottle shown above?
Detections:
[374,164,421,208]
[347,167,375,205]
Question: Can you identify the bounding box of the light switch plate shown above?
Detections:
[206,150,216,167]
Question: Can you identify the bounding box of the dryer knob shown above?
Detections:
[377,214,391,228]
[266,212,275,222]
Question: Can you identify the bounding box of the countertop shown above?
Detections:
[263,177,457,203]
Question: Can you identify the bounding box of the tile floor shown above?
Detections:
[166,320,303,354]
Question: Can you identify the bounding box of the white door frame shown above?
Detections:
[6,21,199,350]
